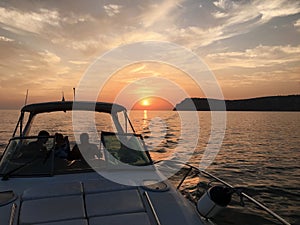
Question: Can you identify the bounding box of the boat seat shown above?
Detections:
[85,189,145,217]
[83,178,134,194]
[22,181,83,201]
[89,212,151,225]
[19,179,153,225]
[19,195,86,225]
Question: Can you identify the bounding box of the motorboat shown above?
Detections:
[0,101,291,225]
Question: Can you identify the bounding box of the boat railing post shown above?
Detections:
[9,203,17,225]
[177,166,193,190]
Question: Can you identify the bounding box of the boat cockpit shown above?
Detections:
[0,132,152,179]
[0,101,153,180]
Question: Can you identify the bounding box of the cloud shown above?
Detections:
[38,50,61,64]
[139,0,184,28]
[69,60,89,65]
[1,0,299,55]
[61,38,100,52]
[213,0,238,11]
[255,0,300,22]
[0,35,14,42]
[167,25,225,48]
[212,0,300,24]
[0,45,71,99]
[103,4,122,17]
[61,12,95,25]
[212,11,228,19]
[294,19,300,31]
[0,7,60,34]
[0,4,98,55]
[125,0,299,52]
[206,44,300,69]
[193,0,300,48]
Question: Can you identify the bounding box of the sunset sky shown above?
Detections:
[0,0,299,109]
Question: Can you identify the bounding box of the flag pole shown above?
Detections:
[24,89,29,106]
[73,88,75,101]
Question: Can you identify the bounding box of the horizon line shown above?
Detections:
[0,94,299,110]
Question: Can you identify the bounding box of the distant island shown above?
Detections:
[174,95,300,111]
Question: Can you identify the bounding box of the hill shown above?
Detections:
[174,95,300,111]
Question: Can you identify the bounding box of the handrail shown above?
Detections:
[9,203,17,225]
[154,160,291,225]
[143,191,162,225]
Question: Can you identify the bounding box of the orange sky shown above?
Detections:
[97,62,205,110]
[0,1,299,109]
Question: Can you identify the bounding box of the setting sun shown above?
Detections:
[131,97,174,110]
[141,99,150,106]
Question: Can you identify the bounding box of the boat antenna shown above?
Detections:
[62,91,66,112]
[73,87,75,101]
[62,91,65,102]
[24,89,29,106]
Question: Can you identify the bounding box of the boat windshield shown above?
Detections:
[0,136,55,177]
[0,132,153,178]
[101,132,152,166]
[0,103,152,178]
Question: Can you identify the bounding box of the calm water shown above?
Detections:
[0,110,299,224]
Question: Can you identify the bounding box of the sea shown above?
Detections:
[0,110,299,225]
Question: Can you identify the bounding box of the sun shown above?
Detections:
[141,99,150,106]
[132,97,173,110]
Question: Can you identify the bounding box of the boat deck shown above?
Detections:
[3,175,207,225]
